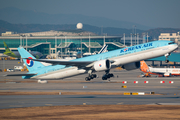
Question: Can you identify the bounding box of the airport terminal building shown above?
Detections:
[0,30,123,58]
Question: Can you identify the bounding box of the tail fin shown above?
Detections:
[3,41,11,52]
[3,41,18,58]
[98,44,108,54]
[17,47,45,72]
[140,60,149,73]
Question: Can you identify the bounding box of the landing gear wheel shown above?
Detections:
[102,76,107,80]
[92,74,97,78]
[109,73,114,77]
[165,60,169,63]
[85,77,90,81]
[102,73,114,80]
[89,76,93,80]
[85,74,97,81]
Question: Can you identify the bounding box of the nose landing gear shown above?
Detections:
[164,53,170,63]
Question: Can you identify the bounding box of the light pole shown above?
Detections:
[81,37,82,58]
[55,36,57,59]
[123,33,125,46]
[131,33,132,46]
[61,38,62,58]
[80,34,82,58]
[26,35,27,50]
[89,33,91,53]
[20,35,22,47]
[147,32,149,43]
[137,33,139,44]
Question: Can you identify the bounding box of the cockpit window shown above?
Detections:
[168,42,175,45]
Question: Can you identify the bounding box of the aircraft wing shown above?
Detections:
[4,73,37,76]
[24,58,94,67]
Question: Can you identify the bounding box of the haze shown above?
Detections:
[0,0,180,28]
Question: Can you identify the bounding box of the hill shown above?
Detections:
[0,20,179,39]
[0,7,151,30]
[0,20,143,36]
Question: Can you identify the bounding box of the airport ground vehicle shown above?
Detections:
[7,69,14,72]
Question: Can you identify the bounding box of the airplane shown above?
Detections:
[5,40,178,81]
[3,41,20,58]
[140,60,180,77]
[98,44,108,54]
[3,41,43,59]
[77,44,108,58]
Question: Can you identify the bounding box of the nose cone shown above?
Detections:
[175,44,178,48]
[167,43,178,53]
[171,44,178,52]
[174,44,178,49]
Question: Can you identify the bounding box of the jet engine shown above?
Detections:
[93,59,111,71]
[122,62,140,71]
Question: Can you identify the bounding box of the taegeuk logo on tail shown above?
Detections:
[26,57,34,67]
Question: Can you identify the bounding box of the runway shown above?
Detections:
[1,95,180,109]
[0,60,180,109]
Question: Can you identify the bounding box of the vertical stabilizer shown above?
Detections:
[17,47,45,72]
[140,60,149,73]
[3,41,11,52]
[98,44,108,54]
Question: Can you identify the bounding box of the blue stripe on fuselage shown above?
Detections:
[29,40,175,78]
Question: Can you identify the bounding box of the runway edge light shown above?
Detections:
[134,81,138,84]
[160,81,165,83]
[144,81,149,83]
[122,81,127,84]
[169,81,174,84]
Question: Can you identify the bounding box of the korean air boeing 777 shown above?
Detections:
[6,40,178,81]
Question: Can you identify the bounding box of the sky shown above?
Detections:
[0,0,180,28]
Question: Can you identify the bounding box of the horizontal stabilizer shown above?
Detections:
[4,73,37,76]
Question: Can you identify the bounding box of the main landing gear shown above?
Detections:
[85,74,97,81]
[164,53,170,63]
[102,70,114,80]
[85,70,114,81]
[85,70,97,81]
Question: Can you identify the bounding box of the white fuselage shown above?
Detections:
[149,67,180,76]
[33,67,86,79]
[32,44,177,80]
